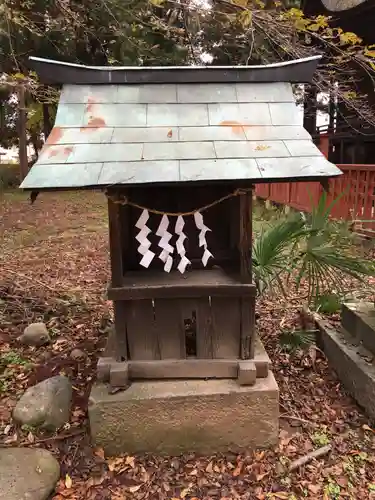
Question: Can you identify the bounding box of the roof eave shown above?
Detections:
[29,55,322,85]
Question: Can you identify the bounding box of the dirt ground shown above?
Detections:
[1,190,375,500]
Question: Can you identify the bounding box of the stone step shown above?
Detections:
[316,317,375,420]
[342,302,375,355]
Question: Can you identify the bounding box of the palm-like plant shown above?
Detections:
[252,193,375,304]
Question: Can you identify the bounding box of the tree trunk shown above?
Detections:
[18,86,28,181]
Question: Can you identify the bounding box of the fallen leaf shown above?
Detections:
[308,483,321,494]
[86,475,105,487]
[125,455,135,467]
[3,424,11,435]
[270,493,289,499]
[206,461,213,473]
[65,474,72,489]
[129,484,142,493]
[27,431,35,443]
[107,457,124,471]
[180,486,191,498]
[94,447,105,459]
[256,471,270,481]
[363,424,375,433]
[232,462,243,476]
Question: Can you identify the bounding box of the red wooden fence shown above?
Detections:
[255,164,375,236]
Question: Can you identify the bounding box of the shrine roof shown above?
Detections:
[20,56,342,190]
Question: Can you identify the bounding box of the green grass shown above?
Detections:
[1,190,108,251]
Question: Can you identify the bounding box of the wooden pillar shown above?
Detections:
[239,190,252,281]
[107,195,128,361]
[108,196,123,287]
[239,189,255,360]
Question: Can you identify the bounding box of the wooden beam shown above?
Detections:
[128,359,239,379]
[108,269,256,301]
[239,189,255,359]
[96,343,270,382]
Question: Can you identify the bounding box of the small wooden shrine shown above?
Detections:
[21,55,342,391]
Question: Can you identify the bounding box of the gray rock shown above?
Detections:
[0,448,60,500]
[13,375,72,430]
[70,348,87,361]
[19,323,50,347]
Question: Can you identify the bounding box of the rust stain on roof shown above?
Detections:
[46,126,64,145]
[86,96,97,113]
[86,116,106,128]
[219,120,249,135]
[47,147,59,158]
[63,146,74,156]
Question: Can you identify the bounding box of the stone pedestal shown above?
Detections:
[317,302,375,420]
[89,374,279,455]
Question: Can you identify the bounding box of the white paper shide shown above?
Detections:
[175,215,191,274]
[135,210,213,273]
[156,214,173,273]
[135,209,155,268]
[194,211,213,267]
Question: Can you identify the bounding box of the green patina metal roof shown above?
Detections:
[20,56,342,190]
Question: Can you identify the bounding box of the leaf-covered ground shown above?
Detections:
[1,191,375,500]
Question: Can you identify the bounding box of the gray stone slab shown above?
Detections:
[341,302,375,355]
[317,318,375,420]
[243,125,311,141]
[284,139,321,157]
[19,162,104,189]
[112,127,178,143]
[177,83,237,103]
[256,156,341,179]
[236,82,294,103]
[214,140,290,158]
[83,103,147,127]
[53,127,114,144]
[97,160,179,185]
[143,141,216,160]
[55,103,85,127]
[67,143,143,163]
[89,374,279,454]
[117,84,177,103]
[179,158,261,182]
[269,102,302,126]
[146,103,209,126]
[178,126,246,141]
[208,103,272,126]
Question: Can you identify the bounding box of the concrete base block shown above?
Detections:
[89,373,279,455]
[317,318,375,421]
[342,302,375,354]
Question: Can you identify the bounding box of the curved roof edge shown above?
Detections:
[29,55,322,85]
